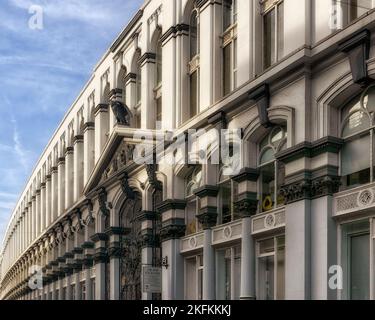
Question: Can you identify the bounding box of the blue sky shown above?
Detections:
[0,0,143,244]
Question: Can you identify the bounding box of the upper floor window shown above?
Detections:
[222,0,238,96]
[185,166,203,235]
[346,0,374,24]
[155,36,163,127]
[189,9,200,119]
[258,126,287,212]
[341,85,375,188]
[261,0,284,70]
[223,0,237,31]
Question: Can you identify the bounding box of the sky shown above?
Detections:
[0,0,143,246]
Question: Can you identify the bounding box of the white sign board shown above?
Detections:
[142,266,162,293]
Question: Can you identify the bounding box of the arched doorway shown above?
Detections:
[119,194,142,300]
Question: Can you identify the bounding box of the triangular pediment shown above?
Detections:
[84,126,168,195]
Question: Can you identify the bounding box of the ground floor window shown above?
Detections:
[185,255,203,300]
[341,220,370,300]
[91,278,96,300]
[72,284,76,300]
[81,281,86,300]
[62,287,66,300]
[216,245,241,300]
[257,235,285,300]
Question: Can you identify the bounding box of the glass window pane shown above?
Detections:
[363,85,375,113]
[260,162,275,212]
[341,135,370,178]
[350,233,370,300]
[277,2,284,60]
[263,8,276,69]
[259,238,275,255]
[276,161,285,207]
[190,12,198,59]
[223,0,233,30]
[190,71,198,118]
[156,97,162,124]
[341,220,370,300]
[342,111,370,137]
[186,200,197,235]
[276,236,285,300]
[185,258,197,299]
[156,41,162,85]
[220,181,232,224]
[223,43,232,95]
[349,0,373,22]
[258,256,275,300]
[260,148,275,165]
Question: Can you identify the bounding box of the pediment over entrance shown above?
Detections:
[84,127,142,195]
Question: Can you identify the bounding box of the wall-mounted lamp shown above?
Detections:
[162,256,169,269]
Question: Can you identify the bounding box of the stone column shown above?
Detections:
[45,175,51,228]
[108,227,122,300]
[233,168,259,300]
[197,0,223,110]
[94,104,109,162]
[57,157,66,217]
[83,122,95,185]
[158,200,187,300]
[139,53,156,129]
[50,167,58,223]
[73,135,84,202]
[31,197,36,241]
[279,136,342,300]
[41,182,46,232]
[139,211,158,301]
[36,191,41,238]
[195,185,219,300]
[65,147,74,210]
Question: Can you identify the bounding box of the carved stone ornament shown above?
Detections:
[98,188,110,217]
[100,140,135,183]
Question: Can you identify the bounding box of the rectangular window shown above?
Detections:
[257,235,285,300]
[216,246,241,300]
[190,70,198,118]
[81,282,86,300]
[72,284,76,300]
[262,1,284,70]
[223,43,232,96]
[185,255,203,300]
[349,0,373,22]
[186,198,202,235]
[341,220,370,300]
[156,96,162,124]
[92,279,96,300]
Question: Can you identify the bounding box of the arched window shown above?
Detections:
[154,35,162,127]
[341,85,375,188]
[222,0,238,95]
[258,126,287,212]
[189,9,199,119]
[185,166,203,235]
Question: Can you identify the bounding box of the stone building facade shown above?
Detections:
[1,0,375,300]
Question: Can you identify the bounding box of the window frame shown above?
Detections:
[340,85,375,189]
[185,166,203,235]
[184,254,203,300]
[261,0,284,70]
[221,0,238,95]
[256,235,285,300]
[257,126,287,213]
[188,8,200,119]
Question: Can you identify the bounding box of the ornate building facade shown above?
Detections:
[1,0,375,300]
